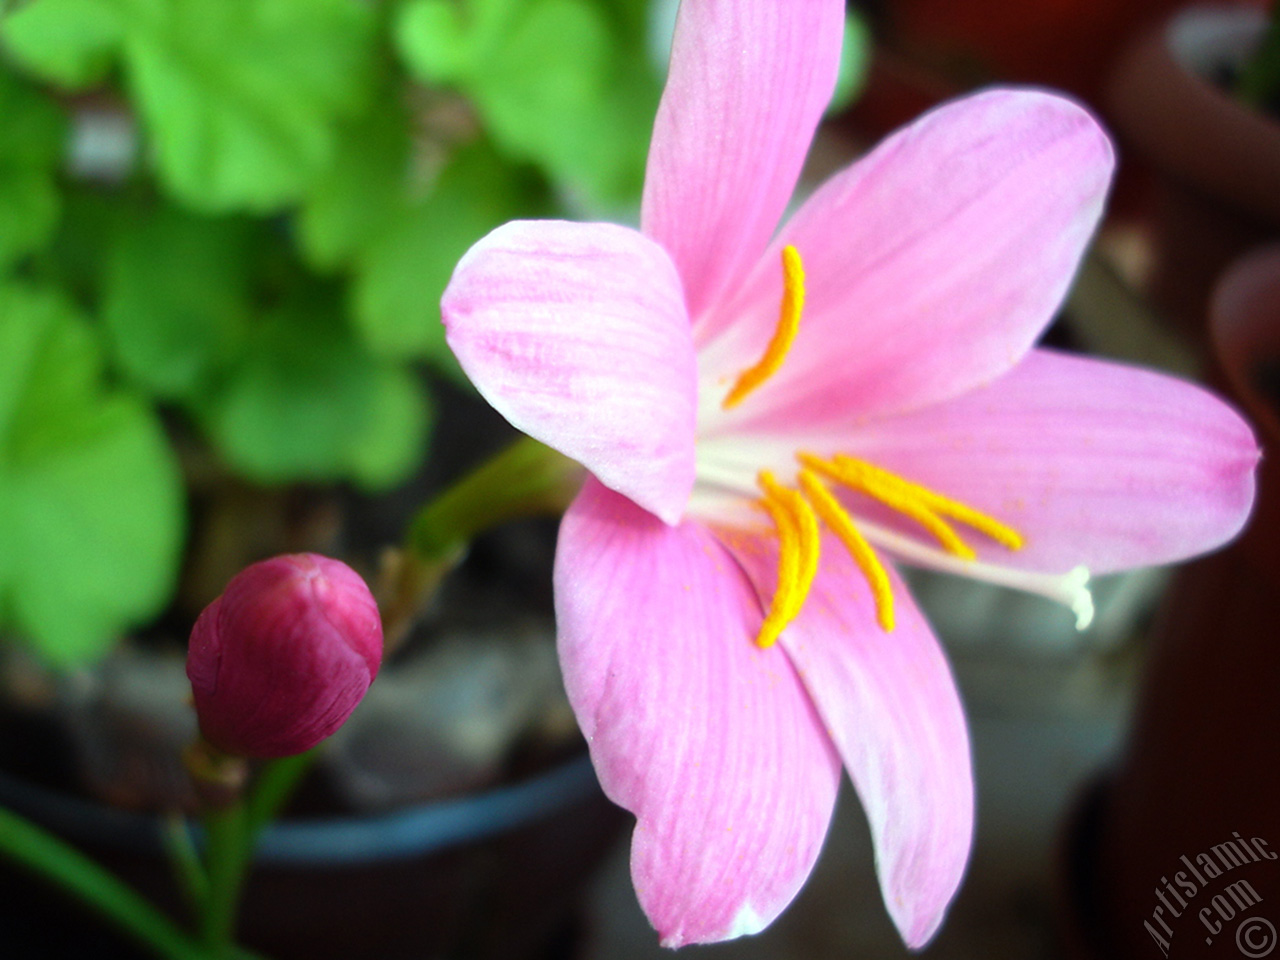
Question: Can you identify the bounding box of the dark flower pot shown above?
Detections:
[0,749,624,960]
[1105,5,1280,346]
[1058,247,1280,960]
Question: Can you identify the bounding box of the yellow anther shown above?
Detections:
[755,471,820,648]
[798,470,896,632]
[722,245,805,410]
[799,453,976,559]
[831,455,1025,551]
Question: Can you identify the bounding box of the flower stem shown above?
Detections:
[380,436,583,649]
[0,804,211,960]
[199,800,251,954]
[244,751,316,838]
[196,751,317,957]
[163,813,209,920]
[410,436,583,559]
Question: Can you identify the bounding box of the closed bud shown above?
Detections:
[187,553,383,759]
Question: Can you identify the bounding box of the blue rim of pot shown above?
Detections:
[0,754,603,866]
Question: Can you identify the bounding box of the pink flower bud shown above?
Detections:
[186,553,383,759]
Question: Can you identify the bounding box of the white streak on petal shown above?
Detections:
[727,903,767,940]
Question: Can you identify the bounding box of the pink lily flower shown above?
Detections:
[441,0,1258,948]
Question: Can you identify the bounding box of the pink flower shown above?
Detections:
[187,554,383,759]
[441,0,1258,947]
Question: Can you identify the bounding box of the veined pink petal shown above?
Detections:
[819,349,1259,574]
[726,535,973,949]
[701,89,1113,432]
[642,0,844,328]
[555,477,841,946]
[443,220,697,524]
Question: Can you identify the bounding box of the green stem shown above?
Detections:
[199,801,251,955]
[381,437,582,648]
[163,813,209,919]
[409,436,582,561]
[0,804,211,960]
[196,751,317,957]
[244,751,316,839]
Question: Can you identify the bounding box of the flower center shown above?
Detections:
[722,247,1027,648]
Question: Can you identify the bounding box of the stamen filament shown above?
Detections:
[855,516,1095,631]
[755,471,820,648]
[832,454,1025,551]
[722,246,805,410]
[798,470,896,632]
[798,453,976,559]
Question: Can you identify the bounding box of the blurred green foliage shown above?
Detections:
[0,0,664,664]
[0,0,868,664]
[0,283,183,664]
[0,70,64,267]
[397,0,655,206]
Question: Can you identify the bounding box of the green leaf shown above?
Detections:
[0,68,67,267]
[0,167,59,268]
[126,0,378,212]
[470,0,610,165]
[36,185,119,301]
[395,0,474,83]
[0,0,124,88]
[295,91,415,271]
[397,0,658,207]
[202,295,432,490]
[0,284,184,665]
[101,205,253,401]
[350,140,545,367]
[5,0,378,212]
[344,364,435,489]
[0,806,212,960]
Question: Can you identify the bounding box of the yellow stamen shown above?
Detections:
[831,454,1025,551]
[798,470,896,632]
[755,471,820,648]
[722,245,805,409]
[799,453,975,558]
[798,452,1024,554]
[712,250,1026,638]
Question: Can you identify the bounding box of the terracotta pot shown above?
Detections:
[1058,248,1280,960]
[1106,5,1280,347]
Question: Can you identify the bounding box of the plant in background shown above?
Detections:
[0,0,665,955]
[442,0,1259,948]
[0,0,664,666]
[0,0,1261,957]
[183,554,384,958]
[0,553,383,960]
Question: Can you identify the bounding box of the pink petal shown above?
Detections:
[443,220,697,524]
[725,534,973,948]
[555,477,841,946]
[702,89,1114,431]
[828,349,1259,574]
[642,0,844,327]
